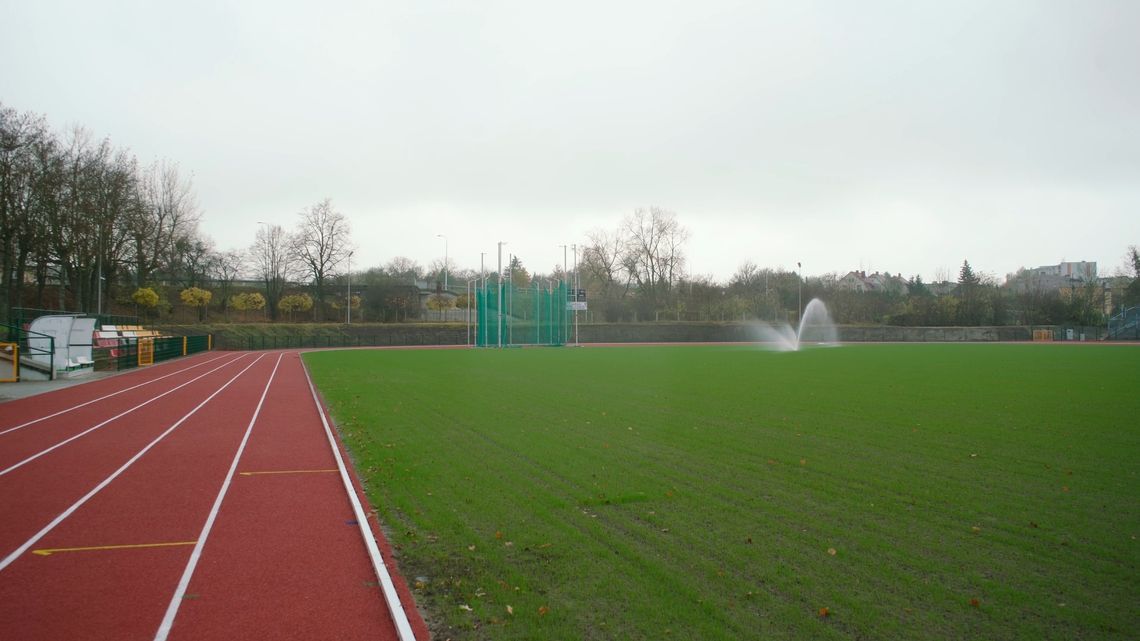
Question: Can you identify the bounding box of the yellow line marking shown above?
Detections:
[238,469,339,476]
[33,541,198,556]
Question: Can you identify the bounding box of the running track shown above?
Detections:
[0,350,428,640]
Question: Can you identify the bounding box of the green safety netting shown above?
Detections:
[475,280,568,347]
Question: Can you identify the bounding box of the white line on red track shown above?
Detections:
[153,353,283,641]
[0,353,252,478]
[0,353,267,573]
[302,355,418,641]
[0,352,238,437]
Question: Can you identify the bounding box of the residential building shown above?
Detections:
[1006,261,1098,293]
[836,271,910,295]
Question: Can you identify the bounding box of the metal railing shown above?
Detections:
[1107,306,1139,340]
[221,332,465,351]
[0,322,56,381]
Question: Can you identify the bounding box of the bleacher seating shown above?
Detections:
[94,325,168,358]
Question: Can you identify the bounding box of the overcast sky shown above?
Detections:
[4,0,1138,283]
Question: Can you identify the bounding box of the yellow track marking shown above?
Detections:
[238,469,339,476]
[33,541,197,556]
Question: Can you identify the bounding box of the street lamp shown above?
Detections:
[437,234,448,291]
[346,251,354,324]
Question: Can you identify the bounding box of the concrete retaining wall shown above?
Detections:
[195,322,1104,350]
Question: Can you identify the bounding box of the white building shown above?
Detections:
[1007,261,1097,293]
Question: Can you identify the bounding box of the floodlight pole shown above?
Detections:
[497,241,506,348]
[560,244,568,344]
[346,251,354,324]
[506,253,510,344]
[480,252,487,347]
[466,280,472,346]
[572,243,579,345]
[437,234,448,292]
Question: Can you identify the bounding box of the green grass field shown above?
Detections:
[304,344,1139,641]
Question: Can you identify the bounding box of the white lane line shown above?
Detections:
[0,352,237,437]
[301,355,418,641]
[0,354,268,573]
[153,353,283,641]
[0,354,251,478]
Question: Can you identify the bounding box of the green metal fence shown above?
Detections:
[228,332,462,351]
[1,322,56,381]
[95,333,213,372]
[475,280,567,347]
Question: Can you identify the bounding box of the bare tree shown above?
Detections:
[385,256,423,283]
[46,126,113,311]
[89,148,137,313]
[427,257,457,289]
[24,120,64,309]
[250,223,295,320]
[129,159,199,286]
[622,206,689,313]
[0,106,54,318]
[170,234,214,288]
[580,227,632,321]
[292,198,352,320]
[211,249,245,320]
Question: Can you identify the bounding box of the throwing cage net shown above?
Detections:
[475,280,568,347]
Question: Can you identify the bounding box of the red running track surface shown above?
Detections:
[0,350,428,641]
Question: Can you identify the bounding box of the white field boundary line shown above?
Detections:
[0,353,268,573]
[301,355,418,641]
[153,353,283,641]
[0,354,252,478]
[0,352,237,437]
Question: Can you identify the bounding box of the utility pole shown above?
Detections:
[346,251,354,324]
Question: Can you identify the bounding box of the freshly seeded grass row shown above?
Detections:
[305,344,1139,641]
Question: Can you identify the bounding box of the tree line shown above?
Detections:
[0,104,357,323]
[4,104,1137,328]
[1,104,210,322]
[575,212,1139,327]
